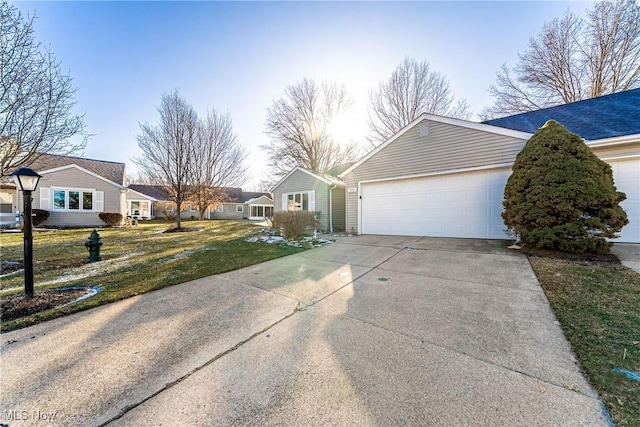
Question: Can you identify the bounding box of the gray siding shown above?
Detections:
[344,120,527,232]
[29,167,122,227]
[210,203,246,220]
[590,144,640,159]
[331,187,346,231]
[273,169,330,230]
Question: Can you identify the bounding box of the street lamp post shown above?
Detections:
[9,168,42,298]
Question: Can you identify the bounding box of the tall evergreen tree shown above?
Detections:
[502,120,628,253]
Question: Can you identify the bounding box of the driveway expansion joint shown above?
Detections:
[339,312,600,401]
[99,303,302,426]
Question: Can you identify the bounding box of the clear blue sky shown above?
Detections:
[13,1,591,189]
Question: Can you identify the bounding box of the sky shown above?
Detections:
[12,0,592,190]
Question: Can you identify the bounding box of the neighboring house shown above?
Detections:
[128,185,273,221]
[1,154,127,227]
[271,166,348,232]
[338,89,639,243]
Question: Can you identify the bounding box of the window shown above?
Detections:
[83,192,93,210]
[285,192,311,211]
[69,191,80,210]
[236,205,243,213]
[129,200,151,217]
[53,190,66,210]
[250,206,264,217]
[52,189,95,211]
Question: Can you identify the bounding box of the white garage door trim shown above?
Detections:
[605,157,640,243]
[359,167,512,239]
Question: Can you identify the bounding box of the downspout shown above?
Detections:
[329,185,336,233]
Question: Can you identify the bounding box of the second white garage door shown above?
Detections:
[360,169,512,239]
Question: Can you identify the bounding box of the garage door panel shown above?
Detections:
[361,170,511,239]
[610,160,639,243]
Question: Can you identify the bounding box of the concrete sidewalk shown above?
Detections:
[611,243,640,273]
[0,236,610,426]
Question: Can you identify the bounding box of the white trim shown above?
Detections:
[586,133,640,147]
[38,164,126,189]
[271,167,345,192]
[339,114,532,178]
[600,154,640,161]
[245,195,274,205]
[51,187,99,212]
[355,162,514,186]
[282,190,315,212]
[236,205,244,213]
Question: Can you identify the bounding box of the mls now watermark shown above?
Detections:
[3,409,58,422]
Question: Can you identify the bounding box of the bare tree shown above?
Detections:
[0,1,87,176]
[189,110,248,220]
[134,90,199,230]
[262,78,360,177]
[482,0,640,119]
[367,57,471,146]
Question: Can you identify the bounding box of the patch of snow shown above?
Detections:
[40,253,141,285]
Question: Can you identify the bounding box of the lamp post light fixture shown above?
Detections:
[9,167,42,298]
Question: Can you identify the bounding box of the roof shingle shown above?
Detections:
[483,88,640,140]
[24,153,126,185]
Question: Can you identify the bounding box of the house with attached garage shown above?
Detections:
[1,154,128,227]
[337,89,639,243]
[271,164,350,232]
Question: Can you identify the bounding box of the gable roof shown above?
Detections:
[483,89,640,141]
[339,113,532,178]
[128,184,170,201]
[244,195,273,205]
[24,153,126,185]
[240,191,271,203]
[271,166,345,192]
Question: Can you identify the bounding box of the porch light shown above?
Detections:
[9,167,42,298]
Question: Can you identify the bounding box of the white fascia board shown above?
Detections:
[355,162,515,186]
[586,134,640,148]
[339,113,532,178]
[245,195,274,205]
[126,188,158,201]
[38,164,127,189]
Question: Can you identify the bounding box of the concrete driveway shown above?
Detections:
[1,236,610,426]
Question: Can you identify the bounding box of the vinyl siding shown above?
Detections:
[28,168,122,227]
[273,169,330,230]
[344,119,527,232]
[210,203,246,220]
[331,187,346,231]
[590,143,640,160]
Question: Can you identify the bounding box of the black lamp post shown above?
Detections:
[9,167,42,298]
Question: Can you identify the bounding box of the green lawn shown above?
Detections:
[0,220,303,331]
[529,256,639,427]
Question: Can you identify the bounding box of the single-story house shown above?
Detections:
[271,165,349,232]
[1,154,128,227]
[128,185,274,221]
[338,89,639,243]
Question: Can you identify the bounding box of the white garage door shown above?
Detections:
[610,159,640,243]
[361,169,511,239]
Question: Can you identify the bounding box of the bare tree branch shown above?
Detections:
[189,109,248,220]
[367,57,471,146]
[134,90,199,230]
[262,78,360,178]
[482,0,640,119]
[0,1,87,176]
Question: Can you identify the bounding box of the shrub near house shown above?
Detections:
[502,120,628,253]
